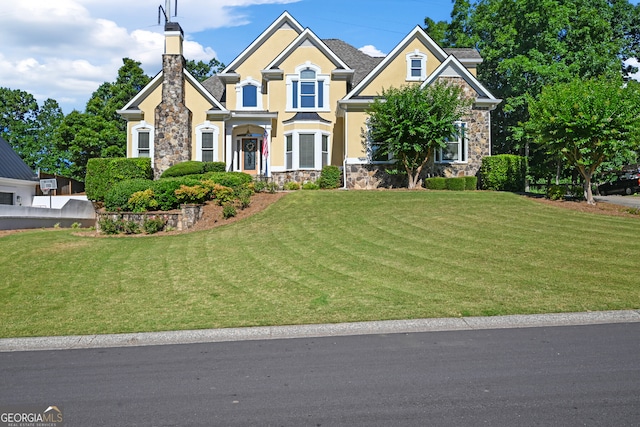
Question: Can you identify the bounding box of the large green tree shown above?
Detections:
[470,0,638,154]
[0,87,66,174]
[185,58,225,82]
[367,82,471,189]
[525,77,640,204]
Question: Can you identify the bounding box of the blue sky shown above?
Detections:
[0,0,455,114]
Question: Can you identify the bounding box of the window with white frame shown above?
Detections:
[366,120,393,163]
[235,78,263,110]
[406,50,427,81]
[132,122,154,163]
[287,64,329,111]
[435,122,467,163]
[284,131,330,170]
[196,122,219,162]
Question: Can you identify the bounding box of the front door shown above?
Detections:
[242,138,257,172]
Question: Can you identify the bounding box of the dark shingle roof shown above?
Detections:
[283,112,332,124]
[201,75,226,105]
[444,48,482,60]
[323,39,384,86]
[0,136,37,181]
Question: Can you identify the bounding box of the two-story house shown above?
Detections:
[118,12,500,188]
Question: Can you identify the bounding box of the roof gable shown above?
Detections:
[344,25,449,100]
[263,28,353,75]
[0,136,37,181]
[421,55,500,108]
[221,11,305,74]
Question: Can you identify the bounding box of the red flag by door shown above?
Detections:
[262,130,269,158]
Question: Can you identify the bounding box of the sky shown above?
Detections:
[0,0,455,114]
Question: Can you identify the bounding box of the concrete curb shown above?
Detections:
[1,310,639,352]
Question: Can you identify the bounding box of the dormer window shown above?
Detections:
[287,63,329,111]
[406,50,427,81]
[236,77,263,110]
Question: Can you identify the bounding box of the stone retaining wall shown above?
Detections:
[96,204,203,232]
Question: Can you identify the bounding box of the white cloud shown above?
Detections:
[0,0,299,113]
[359,45,386,58]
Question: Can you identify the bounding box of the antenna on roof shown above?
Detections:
[158,0,177,24]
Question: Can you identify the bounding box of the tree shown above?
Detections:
[470,0,638,155]
[367,82,471,189]
[185,58,225,82]
[525,77,640,204]
[424,0,474,48]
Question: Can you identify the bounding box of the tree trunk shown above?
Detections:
[584,174,595,205]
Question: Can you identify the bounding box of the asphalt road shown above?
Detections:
[1,322,639,426]
[595,194,640,208]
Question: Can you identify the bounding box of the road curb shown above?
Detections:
[1,310,639,352]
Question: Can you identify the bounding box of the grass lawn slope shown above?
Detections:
[1,191,638,338]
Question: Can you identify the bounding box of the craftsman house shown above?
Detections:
[118,12,500,188]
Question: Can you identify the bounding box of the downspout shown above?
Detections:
[342,102,348,190]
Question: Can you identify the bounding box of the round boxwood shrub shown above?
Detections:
[104,179,154,211]
[201,171,253,188]
[424,177,446,190]
[160,161,207,178]
[152,177,201,210]
[203,162,226,173]
[318,165,342,189]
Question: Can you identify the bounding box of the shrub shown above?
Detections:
[445,177,467,191]
[202,171,253,188]
[174,184,210,204]
[236,186,254,209]
[86,157,153,202]
[265,182,279,193]
[127,189,158,213]
[302,181,320,190]
[98,217,122,235]
[424,177,447,190]
[222,203,237,219]
[253,180,268,193]
[318,165,342,189]
[547,185,566,200]
[479,155,527,192]
[143,216,167,234]
[122,220,141,235]
[464,176,478,191]
[284,181,301,190]
[212,184,236,206]
[151,177,200,210]
[203,162,226,173]
[160,161,207,178]
[104,179,154,211]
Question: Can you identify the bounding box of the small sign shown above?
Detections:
[40,178,58,190]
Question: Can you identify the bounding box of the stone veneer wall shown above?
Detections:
[154,54,192,179]
[271,170,324,189]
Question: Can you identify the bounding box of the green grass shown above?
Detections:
[1,191,639,338]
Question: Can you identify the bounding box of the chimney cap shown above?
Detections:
[165,22,183,35]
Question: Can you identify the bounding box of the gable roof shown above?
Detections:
[262,28,354,79]
[221,11,305,74]
[421,55,501,108]
[0,136,37,181]
[117,69,227,119]
[344,25,449,100]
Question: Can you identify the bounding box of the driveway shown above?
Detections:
[595,195,640,209]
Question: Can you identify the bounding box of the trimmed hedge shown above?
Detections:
[479,155,527,192]
[160,161,226,178]
[86,158,153,201]
[201,171,252,188]
[104,179,154,211]
[424,177,447,190]
[464,176,478,190]
[445,177,466,191]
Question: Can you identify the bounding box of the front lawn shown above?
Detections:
[1,190,638,338]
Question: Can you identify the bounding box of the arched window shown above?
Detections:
[196,122,220,162]
[287,63,329,111]
[406,50,427,81]
[235,77,263,110]
[132,122,154,165]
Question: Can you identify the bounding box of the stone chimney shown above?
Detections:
[154,22,192,178]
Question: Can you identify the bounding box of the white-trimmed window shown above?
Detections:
[286,63,329,111]
[132,122,154,164]
[435,122,467,163]
[284,131,331,170]
[196,122,220,162]
[406,50,427,81]
[235,77,263,110]
[366,120,393,163]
